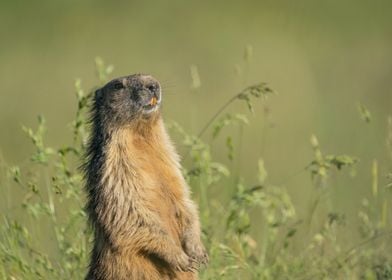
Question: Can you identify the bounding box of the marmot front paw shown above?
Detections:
[184,241,209,266]
[173,251,198,272]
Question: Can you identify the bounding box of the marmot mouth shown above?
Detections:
[143,104,157,110]
[142,97,160,113]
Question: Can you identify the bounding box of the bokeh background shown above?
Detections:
[1,0,392,257]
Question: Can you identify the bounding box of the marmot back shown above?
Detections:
[83,74,208,280]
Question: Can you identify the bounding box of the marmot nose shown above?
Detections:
[146,83,158,95]
[144,82,161,101]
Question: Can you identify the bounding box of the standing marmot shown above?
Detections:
[83,74,208,280]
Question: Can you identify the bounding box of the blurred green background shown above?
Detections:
[1,0,392,239]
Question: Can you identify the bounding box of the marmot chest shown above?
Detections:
[133,150,185,235]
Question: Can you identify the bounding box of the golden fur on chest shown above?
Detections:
[104,120,186,239]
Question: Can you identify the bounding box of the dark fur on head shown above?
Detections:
[93,74,162,129]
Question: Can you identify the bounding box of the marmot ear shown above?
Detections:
[94,88,103,100]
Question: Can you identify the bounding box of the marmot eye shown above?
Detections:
[113,82,124,90]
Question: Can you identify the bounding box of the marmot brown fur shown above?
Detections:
[83,74,208,280]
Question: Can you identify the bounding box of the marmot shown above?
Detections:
[83,74,208,280]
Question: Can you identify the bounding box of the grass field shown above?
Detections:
[1,1,392,279]
[1,60,392,279]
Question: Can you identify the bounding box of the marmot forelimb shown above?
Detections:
[83,74,208,280]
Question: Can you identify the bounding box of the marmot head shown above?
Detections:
[94,74,162,127]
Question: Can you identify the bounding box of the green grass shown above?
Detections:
[1,59,392,280]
